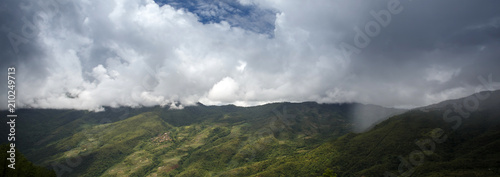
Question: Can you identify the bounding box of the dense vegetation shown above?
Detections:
[0,144,56,176]
[0,90,499,176]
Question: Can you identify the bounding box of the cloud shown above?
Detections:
[155,0,277,35]
[205,77,239,103]
[1,0,499,110]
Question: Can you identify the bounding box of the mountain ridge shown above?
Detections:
[1,90,499,176]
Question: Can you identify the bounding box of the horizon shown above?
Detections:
[2,89,499,112]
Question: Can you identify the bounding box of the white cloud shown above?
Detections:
[236,60,246,72]
[206,77,240,103]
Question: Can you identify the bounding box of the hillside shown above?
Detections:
[0,144,56,177]
[1,91,499,176]
[0,102,401,176]
[260,90,500,176]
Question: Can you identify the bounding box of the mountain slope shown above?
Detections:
[2,91,499,176]
[0,102,401,176]
[251,90,500,176]
[0,144,56,177]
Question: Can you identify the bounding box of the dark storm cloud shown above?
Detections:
[0,0,499,110]
[335,0,500,107]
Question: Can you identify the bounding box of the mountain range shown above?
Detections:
[1,90,499,176]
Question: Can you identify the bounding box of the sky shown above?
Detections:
[1,0,500,111]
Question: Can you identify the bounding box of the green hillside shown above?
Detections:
[0,144,56,177]
[256,109,500,177]
[1,91,499,176]
[250,91,500,177]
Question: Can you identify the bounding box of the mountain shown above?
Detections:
[273,90,500,177]
[1,90,499,176]
[0,102,400,176]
